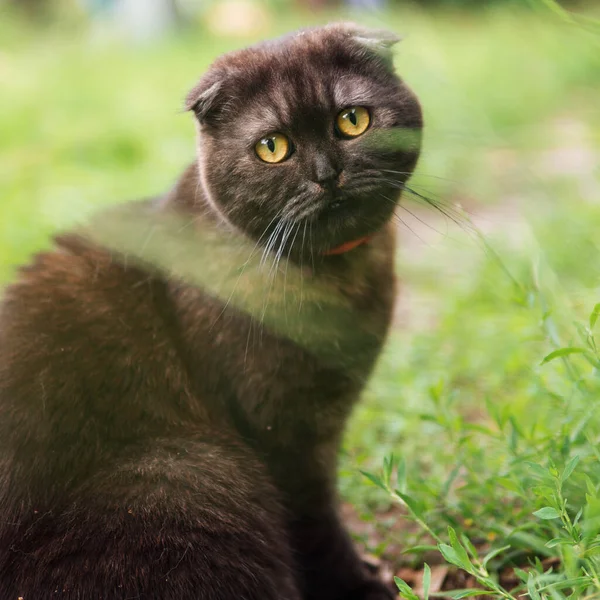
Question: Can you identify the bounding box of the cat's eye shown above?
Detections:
[336,106,370,138]
[255,133,291,164]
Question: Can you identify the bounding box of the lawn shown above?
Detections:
[2,1,600,597]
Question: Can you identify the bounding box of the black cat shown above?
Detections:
[0,23,422,600]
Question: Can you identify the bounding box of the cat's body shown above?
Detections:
[0,24,421,600]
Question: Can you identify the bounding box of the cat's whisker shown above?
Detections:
[287,200,322,222]
[270,226,285,279]
[402,184,473,233]
[378,194,428,245]
[397,203,450,238]
[298,220,308,312]
[243,314,255,370]
[280,222,295,265]
[308,220,316,272]
[364,174,471,233]
[246,209,285,268]
[396,178,477,219]
[260,218,286,270]
[283,222,301,318]
[381,168,458,183]
[271,219,293,278]
[261,219,294,337]
[210,209,287,333]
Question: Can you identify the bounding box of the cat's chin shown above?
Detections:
[298,201,394,258]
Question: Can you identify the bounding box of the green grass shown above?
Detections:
[2,1,600,597]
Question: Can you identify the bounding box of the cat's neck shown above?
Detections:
[163,163,212,217]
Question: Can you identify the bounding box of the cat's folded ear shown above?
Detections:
[336,23,401,69]
[184,74,224,124]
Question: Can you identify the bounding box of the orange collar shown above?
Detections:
[322,235,372,256]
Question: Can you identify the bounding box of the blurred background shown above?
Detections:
[2,0,600,589]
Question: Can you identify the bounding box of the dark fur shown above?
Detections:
[0,24,422,599]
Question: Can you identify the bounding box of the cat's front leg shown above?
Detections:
[289,509,395,600]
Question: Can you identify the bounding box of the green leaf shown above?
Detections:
[589,303,600,329]
[383,454,395,487]
[360,471,386,491]
[394,576,419,600]
[419,414,439,423]
[394,490,426,521]
[527,572,542,600]
[496,477,522,494]
[448,527,474,570]
[514,568,529,583]
[533,507,561,520]
[560,455,580,484]
[525,461,551,479]
[546,537,571,548]
[460,533,478,560]
[441,591,497,599]
[574,320,593,348]
[422,563,431,600]
[532,485,557,502]
[482,545,511,568]
[508,532,554,557]
[540,347,591,365]
[535,575,591,593]
[402,544,439,554]
[584,476,597,499]
[438,543,463,569]
[428,379,444,405]
[583,496,600,536]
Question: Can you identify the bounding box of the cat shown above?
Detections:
[0,22,422,600]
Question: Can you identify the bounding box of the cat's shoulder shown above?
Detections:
[0,227,167,370]
[2,233,142,316]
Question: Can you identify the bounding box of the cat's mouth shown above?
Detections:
[319,182,382,216]
[307,185,395,249]
[322,189,350,214]
[253,179,401,260]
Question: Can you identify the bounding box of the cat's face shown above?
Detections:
[187,23,422,257]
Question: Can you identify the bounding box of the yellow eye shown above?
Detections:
[336,106,370,138]
[255,133,291,164]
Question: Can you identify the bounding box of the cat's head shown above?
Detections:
[186,23,422,257]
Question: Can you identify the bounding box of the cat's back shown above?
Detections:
[0,232,197,484]
[2,233,154,348]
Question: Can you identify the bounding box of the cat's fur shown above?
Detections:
[0,24,422,600]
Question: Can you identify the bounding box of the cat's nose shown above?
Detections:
[313,157,342,187]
